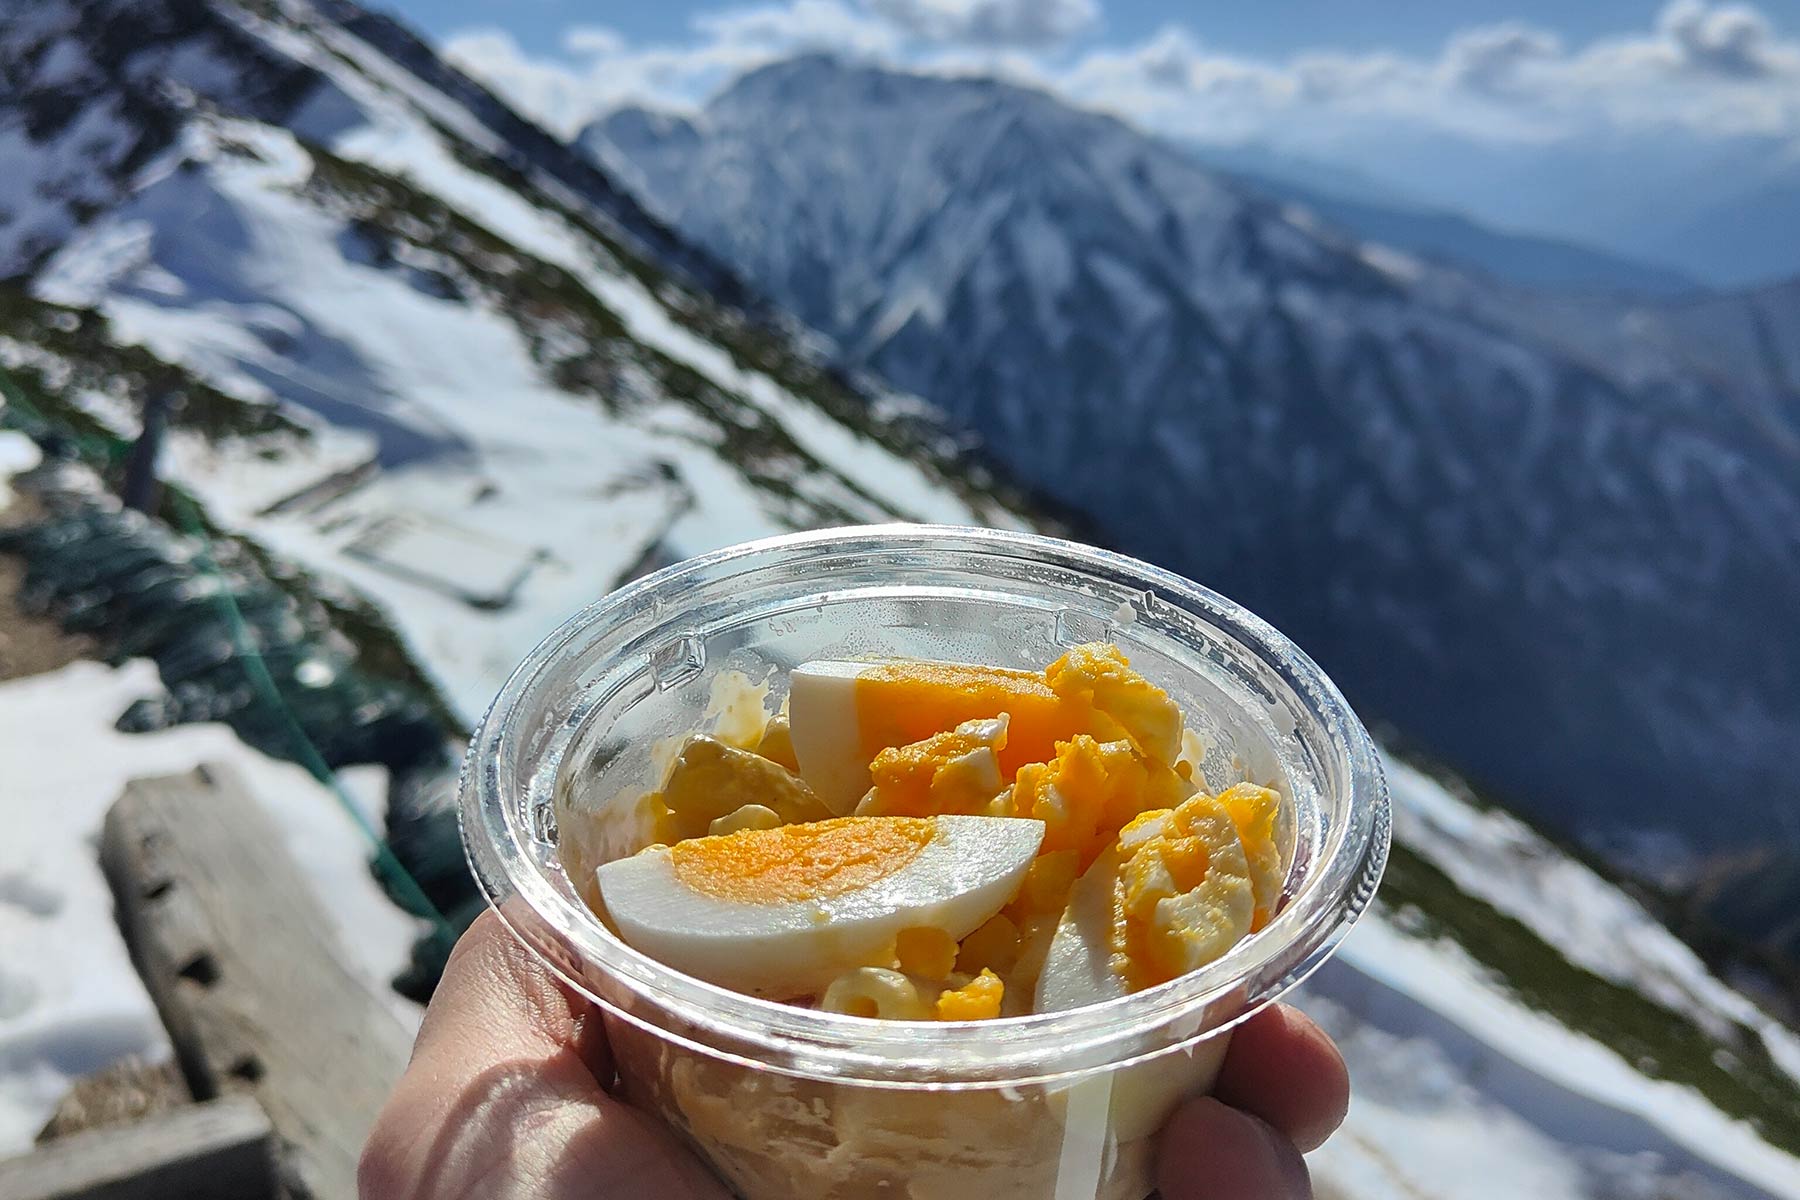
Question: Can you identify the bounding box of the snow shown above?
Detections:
[26,75,1004,716]
[1307,913,1800,1200]
[32,121,701,717]
[0,100,132,277]
[0,431,42,509]
[29,38,88,88]
[0,660,423,1153]
[1088,252,1164,329]
[1358,241,1426,283]
[323,117,984,528]
[1387,755,1800,1086]
[1308,983,1598,1200]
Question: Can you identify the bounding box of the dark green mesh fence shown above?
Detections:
[1,366,473,999]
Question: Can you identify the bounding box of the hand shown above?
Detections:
[361,912,1348,1200]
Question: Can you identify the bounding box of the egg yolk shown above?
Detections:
[895,926,960,978]
[1108,794,1255,991]
[935,969,1005,1020]
[854,661,1093,776]
[1004,733,1193,868]
[861,716,1008,817]
[670,816,934,904]
[1046,643,1183,765]
[955,913,1021,975]
[1012,849,1080,918]
[601,642,1284,1024]
[1216,782,1285,931]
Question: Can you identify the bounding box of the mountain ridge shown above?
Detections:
[1191,160,1703,298]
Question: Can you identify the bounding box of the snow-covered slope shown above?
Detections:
[2,3,1027,721]
[583,56,1800,878]
[1304,756,1800,1200]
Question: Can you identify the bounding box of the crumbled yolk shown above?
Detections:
[1004,734,1193,868]
[861,716,1008,817]
[1108,794,1255,991]
[935,968,1005,1020]
[1046,643,1183,765]
[896,926,959,979]
[603,641,1284,1025]
[854,661,1092,776]
[655,734,834,842]
[1007,735,1137,864]
[1216,783,1285,930]
[670,816,934,904]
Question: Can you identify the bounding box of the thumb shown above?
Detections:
[362,909,730,1200]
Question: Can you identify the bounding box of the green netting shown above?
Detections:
[1,365,471,997]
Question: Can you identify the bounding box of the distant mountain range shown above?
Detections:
[1198,132,1800,290]
[582,55,1800,884]
[1193,162,1701,297]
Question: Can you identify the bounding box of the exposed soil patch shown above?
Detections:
[0,494,95,682]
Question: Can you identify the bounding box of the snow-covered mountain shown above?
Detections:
[581,55,1800,888]
[0,4,1033,720]
[4,5,1800,1197]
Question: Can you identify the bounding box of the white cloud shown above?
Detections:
[562,27,627,58]
[863,0,1098,47]
[1049,1,1800,149]
[694,0,903,53]
[1441,23,1562,97]
[1657,0,1782,77]
[445,0,899,134]
[443,0,1800,153]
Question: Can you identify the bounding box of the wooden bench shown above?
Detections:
[0,1096,274,1200]
[0,764,417,1200]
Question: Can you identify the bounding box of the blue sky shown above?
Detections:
[403,0,1800,279]
[381,0,1792,59]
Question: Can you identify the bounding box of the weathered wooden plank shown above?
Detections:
[0,1094,273,1200]
[99,765,416,1200]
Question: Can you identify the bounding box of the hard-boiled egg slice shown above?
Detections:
[1036,792,1257,1013]
[787,659,1096,813]
[597,814,1045,998]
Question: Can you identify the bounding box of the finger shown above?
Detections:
[409,908,584,1068]
[1212,1004,1349,1153]
[365,910,732,1199]
[1157,1097,1311,1200]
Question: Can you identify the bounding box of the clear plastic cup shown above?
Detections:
[460,524,1389,1200]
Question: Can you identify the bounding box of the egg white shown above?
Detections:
[597,815,1045,998]
[785,659,874,813]
[1035,841,1130,1014]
